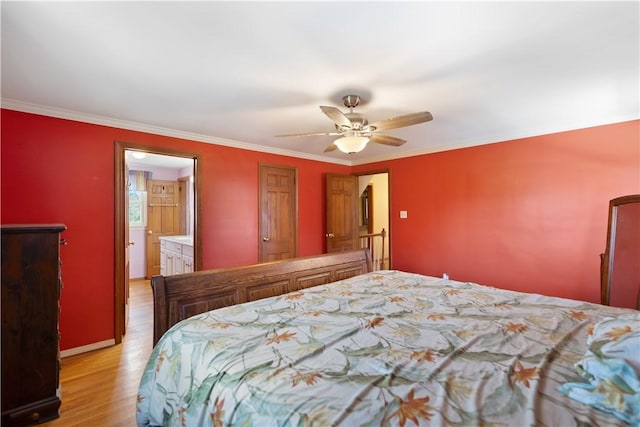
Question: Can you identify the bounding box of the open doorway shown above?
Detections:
[114,141,202,344]
[127,153,194,279]
[356,171,390,270]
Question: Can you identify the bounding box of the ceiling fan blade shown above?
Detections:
[369,111,433,131]
[369,134,406,146]
[275,131,341,137]
[319,106,352,128]
[324,143,338,152]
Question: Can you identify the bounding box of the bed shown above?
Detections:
[138,250,639,426]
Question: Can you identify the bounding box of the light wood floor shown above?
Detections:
[43,279,153,426]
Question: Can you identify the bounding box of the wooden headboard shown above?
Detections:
[151,249,372,346]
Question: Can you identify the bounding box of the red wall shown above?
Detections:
[2,109,638,351]
[355,120,640,303]
[0,109,349,350]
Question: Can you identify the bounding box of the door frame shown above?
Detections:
[353,169,391,268]
[114,141,202,344]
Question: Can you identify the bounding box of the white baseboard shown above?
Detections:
[60,339,115,358]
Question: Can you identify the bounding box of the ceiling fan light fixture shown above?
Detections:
[334,136,369,154]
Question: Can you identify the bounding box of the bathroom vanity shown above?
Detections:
[159,235,194,276]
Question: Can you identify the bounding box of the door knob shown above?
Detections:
[128,241,135,246]
[326,233,335,238]
[262,237,270,242]
[147,230,153,235]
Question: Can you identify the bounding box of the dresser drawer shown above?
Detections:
[182,245,194,258]
[165,240,182,254]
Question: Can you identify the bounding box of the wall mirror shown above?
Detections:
[601,194,640,309]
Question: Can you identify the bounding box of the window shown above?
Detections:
[128,190,147,228]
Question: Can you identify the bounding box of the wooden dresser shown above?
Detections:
[1,224,66,426]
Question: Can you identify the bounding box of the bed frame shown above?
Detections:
[151,249,372,345]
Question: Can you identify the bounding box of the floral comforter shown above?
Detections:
[137,270,639,426]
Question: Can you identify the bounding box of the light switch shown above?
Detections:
[400,210,408,219]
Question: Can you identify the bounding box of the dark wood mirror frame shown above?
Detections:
[600,194,640,309]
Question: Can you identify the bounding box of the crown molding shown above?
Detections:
[0,97,499,166]
[1,98,352,166]
[349,115,640,166]
[4,98,634,168]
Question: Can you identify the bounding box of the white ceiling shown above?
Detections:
[2,1,638,165]
[126,150,194,169]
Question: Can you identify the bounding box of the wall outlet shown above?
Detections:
[399,210,408,219]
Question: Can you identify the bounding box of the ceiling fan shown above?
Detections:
[276,95,433,154]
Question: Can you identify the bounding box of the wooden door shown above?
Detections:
[146,180,181,278]
[326,173,359,252]
[259,164,298,262]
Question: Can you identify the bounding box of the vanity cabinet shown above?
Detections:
[1,224,66,426]
[160,236,194,276]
